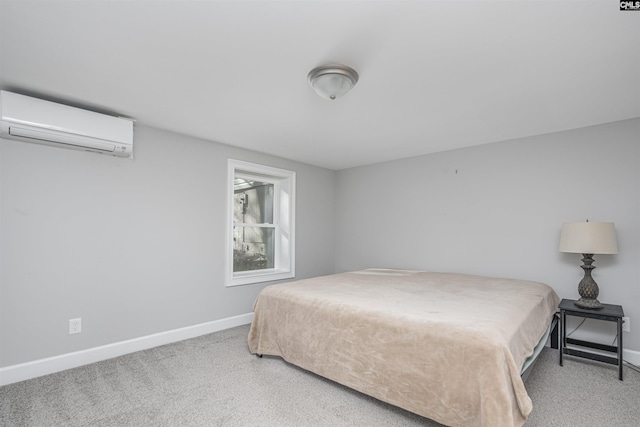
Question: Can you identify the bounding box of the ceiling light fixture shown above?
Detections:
[307,64,359,100]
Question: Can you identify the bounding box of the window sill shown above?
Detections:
[226,269,294,287]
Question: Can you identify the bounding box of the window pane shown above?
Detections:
[234,179,274,224]
[233,226,275,272]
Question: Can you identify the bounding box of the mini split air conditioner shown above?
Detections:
[0,90,134,157]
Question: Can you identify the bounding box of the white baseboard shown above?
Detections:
[1,313,637,387]
[624,348,640,366]
[0,312,253,387]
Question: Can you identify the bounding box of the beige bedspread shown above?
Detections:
[248,269,560,427]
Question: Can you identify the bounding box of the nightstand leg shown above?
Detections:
[559,310,565,366]
[618,318,623,381]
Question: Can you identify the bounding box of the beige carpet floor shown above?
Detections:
[1,324,639,426]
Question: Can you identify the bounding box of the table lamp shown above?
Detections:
[559,220,618,309]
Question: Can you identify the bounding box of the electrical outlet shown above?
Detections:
[69,318,82,335]
[622,317,630,333]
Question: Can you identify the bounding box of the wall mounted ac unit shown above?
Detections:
[0,90,133,157]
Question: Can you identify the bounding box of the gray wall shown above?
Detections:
[335,118,640,351]
[2,118,638,368]
[0,125,335,367]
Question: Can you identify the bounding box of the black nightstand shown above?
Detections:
[558,298,625,380]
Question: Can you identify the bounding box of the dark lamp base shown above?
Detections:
[574,253,605,310]
[574,298,604,310]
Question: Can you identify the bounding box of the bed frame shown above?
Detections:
[521,315,558,382]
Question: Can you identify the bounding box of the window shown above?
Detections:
[227,159,295,286]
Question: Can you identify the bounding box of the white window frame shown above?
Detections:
[226,159,295,287]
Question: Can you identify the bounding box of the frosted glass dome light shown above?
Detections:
[308,64,359,100]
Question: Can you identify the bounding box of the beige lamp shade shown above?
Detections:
[559,221,618,254]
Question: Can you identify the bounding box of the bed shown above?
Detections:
[248,269,560,427]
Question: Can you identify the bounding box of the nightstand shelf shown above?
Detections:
[558,298,624,380]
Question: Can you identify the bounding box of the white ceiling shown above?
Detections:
[1,0,638,170]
